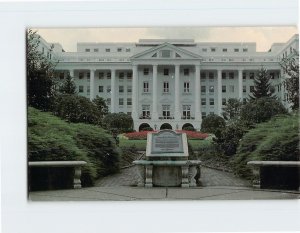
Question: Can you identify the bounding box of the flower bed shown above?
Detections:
[124,130,209,140]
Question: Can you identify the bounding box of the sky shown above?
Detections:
[34,27,298,52]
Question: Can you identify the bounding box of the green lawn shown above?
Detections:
[119,138,212,151]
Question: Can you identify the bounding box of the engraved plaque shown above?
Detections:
[151,131,183,153]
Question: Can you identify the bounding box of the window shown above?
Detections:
[105,48,110,52]
[164,68,169,76]
[42,47,44,54]
[202,48,207,52]
[107,86,111,93]
[99,86,103,93]
[163,82,169,93]
[143,82,149,93]
[184,69,189,76]
[290,47,293,54]
[229,72,234,79]
[143,68,149,75]
[201,98,206,106]
[222,85,226,93]
[127,86,132,93]
[99,72,104,79]
[126,48,131,52]
[209,98,214,106]
[79,72,84,79]
[119,98,124,106]
[249,72,254,79]
[119,86,124,93]
[161,50,171,58]
[201,72,206,80]
[243,48,248,52]
[79,85,84,93]
[243,86,246,93]
[270,72,275,79]
[106,98,111,105]
[117,48,122,52]
[49,54,52,60]
[223,48,227,52]
[230,85,234,92]
[242,72,246,80]
[127,112,131,116]
[222,98,226,105]
[211,48,216,52]
[87,72,90,80]
[127,72,132,79]
[59,72,64,79]
[243,98,247,104]
[87,86,90,93]
[201,86,206,94]
[85,49,90,52]
[184,82,190,93]
[119,72,124,80]
[142,105,150,118]
[209,72,214,80]
[222,72,226,79]
[182,105,191,119]
[107,72,111,79]
[209,86,214,93]
[250,86,255,92]
[162,105,171,119]
[94,48,99,52]
[234,48,239,52]
[202,112,207,118]
[127,98,132,106]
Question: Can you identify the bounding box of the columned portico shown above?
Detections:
[110,69,116,112]
[132,65,138,121]
[89,69,95,101]
[174,64,180,121]
[152,64,158,120]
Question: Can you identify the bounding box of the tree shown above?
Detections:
[27,29,57,111]
[103,113,134,134]
[92,96,109,123]
[280,50,299,110]
[59,73,76,94]
[240,97,287,124]
[222,98,243,121]
[201,113,226,136]
[249,67,275,100]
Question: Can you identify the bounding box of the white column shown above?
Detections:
[90,69,95,101]
[152,65,158,120]
[194,65,201,121]
[238,69,243,100]
[110,69,116,113]
[174,64,180,121]
[69,69,74,78]
[217,69,222,116]
[132,65,138,120]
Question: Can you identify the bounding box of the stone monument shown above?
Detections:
[133,130,201,187]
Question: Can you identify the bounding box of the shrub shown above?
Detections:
[182,126,195,131]
[141,126,153,131]
[232,114,299,179]
[103,113,134,134]
[53,94,101,125]
[240,97,287,124]
[28,107,120,187]
[201,113,226,136]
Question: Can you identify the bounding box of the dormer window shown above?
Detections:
[161,50,171,58]
[85,49,90,52]
[234,48,239,52]
[126,48,131,52]
[94,48,99,52]
[243,48,248,52]
[105,48,110,52]
[223,48,227,52]
[117,48,122,52]
[211,48,216,52]
[202,48,207,52]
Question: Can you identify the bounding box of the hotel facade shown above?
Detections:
[38,34,299,131]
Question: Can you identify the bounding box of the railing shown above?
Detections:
[181,116,195,120]
[139,115,151,119]
[158,116,174,120]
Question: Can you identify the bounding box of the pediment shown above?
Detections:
[131,43,201,60]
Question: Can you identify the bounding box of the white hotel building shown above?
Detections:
[39,34,298,131]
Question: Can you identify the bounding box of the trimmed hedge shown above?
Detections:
[28,107,120,187]
[232,114,299,179]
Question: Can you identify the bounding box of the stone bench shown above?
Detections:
[29,161,87,189]
[133,160,201,188]
[247,161,300,191]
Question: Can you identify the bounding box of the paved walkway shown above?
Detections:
[29,165,299,201]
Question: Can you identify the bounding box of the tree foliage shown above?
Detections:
[222,98,243,121]
[103,113,134,134]
[201,113,226,136]
[240,97,287,124]
[92,96,109,121]
[249,67,275,100]
[59,73,76,95]
[280,50,299,110]
[27,29,57,111]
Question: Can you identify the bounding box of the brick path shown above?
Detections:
[95,164,250,187]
